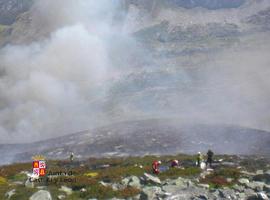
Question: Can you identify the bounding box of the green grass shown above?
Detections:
[9,185,38,200]
[0,155,268,198]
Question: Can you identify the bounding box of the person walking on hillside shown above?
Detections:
[152,160,161,174]
[206,149,214,168]
[196,152,203,167]
[70,152,74,162]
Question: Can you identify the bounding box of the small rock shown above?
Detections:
[25,178,34,188]
[30,190,52,200]
[112,183,125,191]
[100,181,111,187]
[256,170,264,175]
[263,184,270,192]
[232,184,245,192]
[196,194,208,200]
[37,186,47,190]
[197,184,210,189]
[246,181,265,192]
[219,189,237,199]
[59,186,73,195]
[5,189,16,199]
[142,173,161,185]
[121,177,130,186]
[239,178,250,185]
[227,178,233,183]
[57,195,66,200]
[80,188,87,192]
[237,192,246,199]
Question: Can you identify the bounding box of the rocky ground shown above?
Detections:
[0,154,270,199]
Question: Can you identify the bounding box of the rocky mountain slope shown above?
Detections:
[0,0,32,25]
[1,119,270,165]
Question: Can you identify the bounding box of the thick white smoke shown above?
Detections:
[0,0,129,143]
[0,0,270,144]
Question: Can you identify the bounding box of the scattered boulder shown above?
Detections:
[29,190,52,200]
[57,195,66,200]
[121,176,141,189]
[246,181,265,192]
[219,189,237,199]
[121,177,130,186]
[195,194,208,200]
[239,178,250,185]
[128,176,141,189]
[25,178,34,188]
[256,170,264,175]
[142,173,161,185]
[263,184,270,193]
[100,181,111,187]
[112,183,125,191]
[5,189,16,199]
[162,185,183,194]
[59,186,73,195]
[232,184,245,192]
[197,184,210,190]
[140,186,163,200]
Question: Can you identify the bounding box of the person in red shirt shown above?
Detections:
[152,160,161,174]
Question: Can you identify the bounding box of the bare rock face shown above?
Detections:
[0,0,33,25]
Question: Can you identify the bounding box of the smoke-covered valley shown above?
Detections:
[0,0,270,160]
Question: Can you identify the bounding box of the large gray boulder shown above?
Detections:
[121,176,142,189]
[246,182,265,192]
[128,176,142,189]
[29,190,52,200]
[140,186,163,200]
[218,189,237,199]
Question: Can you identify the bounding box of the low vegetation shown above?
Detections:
[0,155,269,199]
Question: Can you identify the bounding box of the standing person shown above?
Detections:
[70,152,74,162]
[206,150,214,168]
[152,160,161,174]
[197,152,203,167]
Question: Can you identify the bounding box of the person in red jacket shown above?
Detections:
[152,160,161,174]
